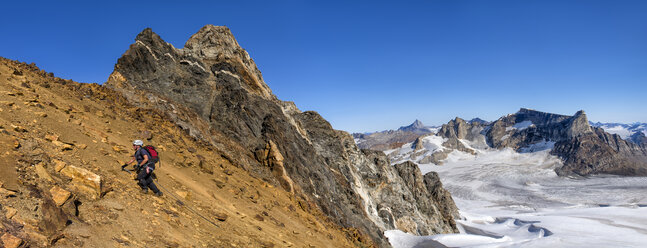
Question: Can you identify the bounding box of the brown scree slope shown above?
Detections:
[0,58,362,247]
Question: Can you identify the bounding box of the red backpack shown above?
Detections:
[143,145,159,161]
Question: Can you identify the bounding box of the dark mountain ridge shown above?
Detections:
[105,25,459,246]
[438,108,647,176]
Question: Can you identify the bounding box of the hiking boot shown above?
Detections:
[155,191,163,197]
[141,188,149,194]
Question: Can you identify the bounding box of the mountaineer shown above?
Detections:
[124,140,163,196]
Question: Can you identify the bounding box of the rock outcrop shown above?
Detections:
[552,126,647,176]
[105,25,459,246]
[436,117,486,154]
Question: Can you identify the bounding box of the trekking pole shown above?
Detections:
[120,163,133,174]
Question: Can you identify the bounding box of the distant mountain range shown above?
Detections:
[590,122,647,145]
[355,109,647,177]
[353,120,438,151]
[353,118,488,151]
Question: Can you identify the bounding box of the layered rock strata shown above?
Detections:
[106,25,459,246]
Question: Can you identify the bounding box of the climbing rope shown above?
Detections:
[120,162,220,228]
[154,178,221,228]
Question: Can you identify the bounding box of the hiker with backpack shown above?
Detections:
[123,140,163,196]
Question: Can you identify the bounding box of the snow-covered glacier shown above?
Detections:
[384,141,647,247]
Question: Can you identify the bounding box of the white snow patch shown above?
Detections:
[388,135,447,164]
[427,126,441,133]
[385,229,507,248]
[506,120,534,131]
[519,140,555,153]
[421,135,446,152]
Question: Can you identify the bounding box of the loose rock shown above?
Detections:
[214,212,228,221]
[53,159,67,172]
[0,233,23,248]
[4,206,17,219]
[35,163,54,181]
[50,186,72,206]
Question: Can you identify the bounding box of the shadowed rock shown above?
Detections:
[484,108,647,176]
[105,25,459,246]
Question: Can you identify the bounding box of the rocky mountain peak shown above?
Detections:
[184,25,241,56]
[399,119,424,130]
[517,107,535,113]
[514,107,570,126]
[396,119,432,135]
[438,117,469,140]
[107,24,274,112]
[565,110,592,138]
[469,117,488,124]
[135,27,158,42]
[131,27,175,53]
[412,119,424,128]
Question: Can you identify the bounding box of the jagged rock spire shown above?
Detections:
[107,25,273,101]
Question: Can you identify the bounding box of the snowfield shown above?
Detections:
[385,141,647,248]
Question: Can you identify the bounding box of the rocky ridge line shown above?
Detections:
[105,25,459,246]
[353,120,437,151]
[408,108,647,176]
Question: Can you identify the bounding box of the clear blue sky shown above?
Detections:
[1,1,646,132]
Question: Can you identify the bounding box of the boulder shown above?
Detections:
[60,165,101,199]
